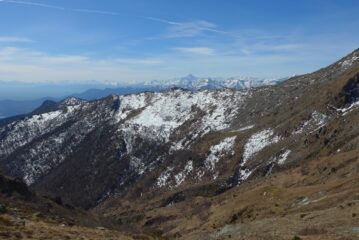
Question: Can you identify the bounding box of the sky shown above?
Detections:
[0,0,358,84]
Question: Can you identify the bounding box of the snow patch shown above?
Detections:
[27,110,62,124]
[205,136,236,172]
[116,93,147,120]
[156,167,174,188]
[117,89,249,144]
[242,129,280,166]
[238,169,252,183]
[129,157,146,175]
[156,160,194,188]
[277,150,291,165]
[335,101,359,116]
[174,160,193,186]
[340,55,359,69]
[170,129,210,152]
[293,111,327,135]
[234,125,255,132]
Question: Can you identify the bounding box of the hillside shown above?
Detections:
[0,49,358,239]
[0,174,137,239]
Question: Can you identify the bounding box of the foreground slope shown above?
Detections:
[0,174,135,239]
[97,147,358,239]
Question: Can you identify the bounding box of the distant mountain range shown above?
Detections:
[0,75,288,119]
[143,74,288,90]
[72,74,288,100]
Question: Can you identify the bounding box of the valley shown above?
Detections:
[0,49,359,239]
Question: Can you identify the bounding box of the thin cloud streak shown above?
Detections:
[0,36,32,43]
[0,0,228,38]
[0,47,167,83]
[1,0,120,15]
[146,17,228,36]
[175,47,215,56]
[144,17,181,26]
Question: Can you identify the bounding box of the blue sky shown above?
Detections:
[0,0,358,84]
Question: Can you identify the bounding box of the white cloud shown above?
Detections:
[0,36,32,43]
[175,47,215,56]
[114,58,163,65]
[0,40,352,84]
[240,43,304,54]
[0,47,164,83]
[0,45,303,83]
[165,20,225,38]
[44,56,89,64]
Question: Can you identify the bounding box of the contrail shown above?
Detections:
[144,17,182,26]
[0,0,228,35]
[144,17,229,35]
[0,0,120,15]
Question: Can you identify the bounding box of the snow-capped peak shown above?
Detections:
[142,74,288,90]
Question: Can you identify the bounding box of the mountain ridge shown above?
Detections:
[0,74,287,119]
[0,49,359,239]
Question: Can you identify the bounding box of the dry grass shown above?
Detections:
[96,148,359,240]
[0,216,134,240]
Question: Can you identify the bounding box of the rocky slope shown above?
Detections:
[0,49,359,239]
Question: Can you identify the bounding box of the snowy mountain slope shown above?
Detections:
[0,88,252,207]
[0,49,359,213]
